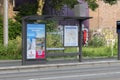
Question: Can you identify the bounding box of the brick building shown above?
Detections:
[89,0,120,46]
[89,0,120,29]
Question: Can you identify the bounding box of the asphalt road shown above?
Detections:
[1,61,120,80]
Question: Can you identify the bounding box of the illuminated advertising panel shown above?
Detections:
[27,24,46,59]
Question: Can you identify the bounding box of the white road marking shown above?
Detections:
[29,71,120,80]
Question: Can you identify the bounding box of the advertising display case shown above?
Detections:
[26,24,46,60]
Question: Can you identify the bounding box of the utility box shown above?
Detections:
[74,3,87,17]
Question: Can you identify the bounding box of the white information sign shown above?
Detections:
[64,25,78,46]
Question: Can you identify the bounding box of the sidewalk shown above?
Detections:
[0,58,117,67]
[0,58,120,74]
[0,60,21,67]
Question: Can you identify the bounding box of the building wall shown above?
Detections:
[9,0,15,18]
[89,0,120,29]
[89,0,120,45]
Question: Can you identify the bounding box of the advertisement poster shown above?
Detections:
[64,25,78,46]
[27,24,46,59]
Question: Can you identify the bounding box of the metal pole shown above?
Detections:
[3,0,8,46]
[78,20,83,62]
[118,33,120,60]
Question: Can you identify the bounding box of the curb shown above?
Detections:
[0,60,21,62]
[0,60,120,74]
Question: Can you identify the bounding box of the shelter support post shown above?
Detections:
[78,20,83,62]
[22,19,26,65]
[118,33,120,60]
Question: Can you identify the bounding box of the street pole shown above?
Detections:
[118,33,120,60]
[3,0,8,46]
[78,20,83,62]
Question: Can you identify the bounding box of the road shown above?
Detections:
[0,62,120,80]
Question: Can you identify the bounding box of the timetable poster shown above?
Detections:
[64,25,78,47]
[27,24,46,59]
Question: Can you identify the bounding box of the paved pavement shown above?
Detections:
[0,58,120,74]
[1,64,120,80]
[0,58,117,67]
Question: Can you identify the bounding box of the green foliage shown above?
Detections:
[83,46,117,58]
[45,0,117,12]
[62,0,79,8]
[9,19,22,40]
[103,0,117,5]
[0,17,22,43]
[0,15,3,43]
[48,0,117,11]
[0,44,7,56]
[88,35,105,47]
[46,0,79,10]
[85,0,99,11]
[64,47,77,53]
[39,20,58,32]
[15,3,38,23]
[85,0,117,11]
[46,34,62,48]
[114,40,118,49]
[113,40,118,54]
[46,20,58,32]
[46,33,63,53]
[0,36,22,59]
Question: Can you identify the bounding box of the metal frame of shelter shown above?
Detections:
[22,15,92,65]
[117,21,120,60]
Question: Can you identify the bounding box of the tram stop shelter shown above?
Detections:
[22,15,92,65]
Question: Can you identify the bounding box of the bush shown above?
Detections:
[82,46,117,58]
[46,20,58,32]
[0,17,22,43]
[0,36,22,59]
[46,33,63,53]
[8,19,22,40]
[46,33,62,48]
[88,34,106,47]
[0,44,7,56]
[15,3,38,23]
[0,15,3,43]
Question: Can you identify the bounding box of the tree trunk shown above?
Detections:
[37,0,45,15]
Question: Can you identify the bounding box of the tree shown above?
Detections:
[37,0,79,15]
[15,0,118,23]
[37,0,118,15]
[103,0,117,5]
[15,2,38,23]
